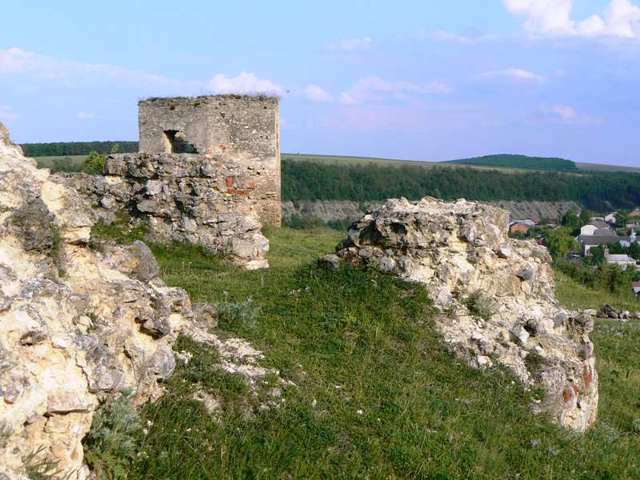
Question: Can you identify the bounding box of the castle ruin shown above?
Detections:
[138,95,281,227]
[62,95,281,269]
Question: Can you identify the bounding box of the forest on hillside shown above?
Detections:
[22,141,138,157]
[282,161,640,211]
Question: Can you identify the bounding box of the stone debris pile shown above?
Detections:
[327,197,598,431]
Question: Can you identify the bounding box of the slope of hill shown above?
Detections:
[446,154,579,172]
[80,225,640,479]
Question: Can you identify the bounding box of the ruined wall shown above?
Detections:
[325,198,598,432]
[0,122,279,478]
[60,152,270,270]
[138,95,281,226]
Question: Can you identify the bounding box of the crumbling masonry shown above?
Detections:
[62,95,281,269]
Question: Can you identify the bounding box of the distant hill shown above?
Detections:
[445,154,578,172]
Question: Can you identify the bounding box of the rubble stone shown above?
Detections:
[334,197,598,431]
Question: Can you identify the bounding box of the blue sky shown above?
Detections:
[1,0,640,166]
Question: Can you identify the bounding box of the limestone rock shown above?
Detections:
[55,152,270,269]
[0,123,278,479]
[334,197,598,432]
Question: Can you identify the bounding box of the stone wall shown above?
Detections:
[324,197,598,431]
[60,152,270,269]
[138,95,281,227]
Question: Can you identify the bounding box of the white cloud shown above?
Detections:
[0,105,18,121]
[339,76,452,105]
[328,37,374,51]
[550,104,577,121]
[208,72,284,96]
[76,112,97,120]
[504,0,640,38]
[0,47,189,89]
[480,67,545,83]
[303,84,333,102]
[428,30,500,44]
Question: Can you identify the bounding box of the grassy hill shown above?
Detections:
[84,225,640,479]
[446,154,579,172]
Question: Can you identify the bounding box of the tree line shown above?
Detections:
[22,141,138,157]
[282,161,640,211]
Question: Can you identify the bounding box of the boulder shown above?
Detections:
[334,197,598,432]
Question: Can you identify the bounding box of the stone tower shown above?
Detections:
[138,95,281,226]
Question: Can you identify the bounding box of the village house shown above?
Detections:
[509,219,536,235]
[604,252,639,269]
[627,221,640,231]
[577,233,629,255]
[579,219,611,236]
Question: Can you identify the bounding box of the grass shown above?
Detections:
[84,227,640,479]
[33,155,87,172]
[555,271,639,312]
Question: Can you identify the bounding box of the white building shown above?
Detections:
[580,224,599,236]
[605,253,638,269]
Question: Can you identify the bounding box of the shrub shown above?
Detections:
[83,392,142,479]
[216,297,260,331]
[84,151,106,174]
[463,290,495,321]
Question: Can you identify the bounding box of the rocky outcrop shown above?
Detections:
[490,200,581,223]
[58,152,269,270]
[283,199,581,227]
[0,123,275,479]
[329,197,598,431]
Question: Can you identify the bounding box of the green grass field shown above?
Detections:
[33,155,87,172]
[84,225,640,479]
